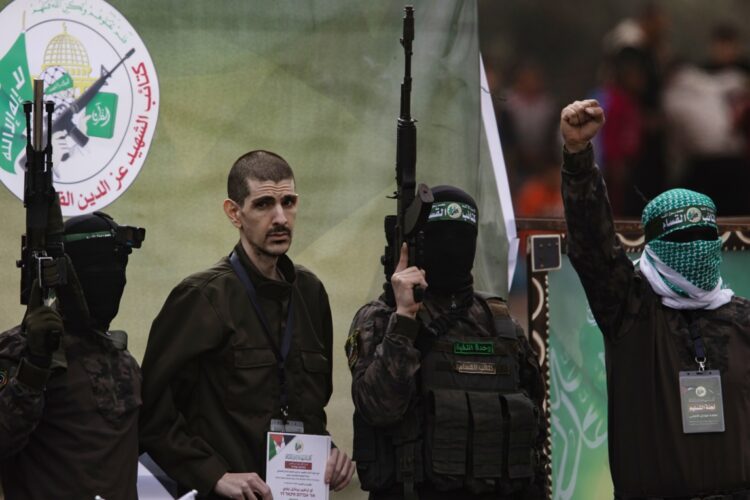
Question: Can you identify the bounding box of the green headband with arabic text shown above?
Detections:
[427,201,477,225]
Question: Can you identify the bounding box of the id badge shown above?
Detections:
[678,370,725,434]
[269,418,305,433]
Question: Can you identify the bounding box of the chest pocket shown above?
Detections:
[225,347,277,413]
[296,350,331,419]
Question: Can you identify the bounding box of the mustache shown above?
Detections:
[267,225,291,237]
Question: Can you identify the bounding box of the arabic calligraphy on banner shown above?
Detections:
[0,0,159,215]
[548,258,613,500]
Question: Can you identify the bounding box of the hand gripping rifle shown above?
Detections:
[17,80,66,307]
[381,6,434,305]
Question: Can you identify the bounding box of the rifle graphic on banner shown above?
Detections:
[52,48,134,159]
[14,48,135,167]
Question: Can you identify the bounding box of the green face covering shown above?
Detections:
[642,189,722,292]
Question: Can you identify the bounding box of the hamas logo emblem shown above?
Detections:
[446,202,462,219]
[0,0,159,215]
[685,207,702,224]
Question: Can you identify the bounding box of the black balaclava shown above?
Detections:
[422,185,478,296]
[63,212,144,331]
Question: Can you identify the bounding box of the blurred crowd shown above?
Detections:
[494,5,750,220]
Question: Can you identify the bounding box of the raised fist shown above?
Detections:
[560,99,605,153]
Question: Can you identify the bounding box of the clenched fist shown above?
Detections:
[560,99,605,153]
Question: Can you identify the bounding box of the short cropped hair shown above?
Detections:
[227,150,295,204]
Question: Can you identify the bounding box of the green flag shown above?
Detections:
[0,33,31,174]
[86,92,118,139]
[45,72,73,95]
[0,88,27,174]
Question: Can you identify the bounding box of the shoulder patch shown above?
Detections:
[0,368,8,388]
[345,329,360,370]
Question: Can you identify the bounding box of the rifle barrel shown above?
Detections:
[32,80,44,151]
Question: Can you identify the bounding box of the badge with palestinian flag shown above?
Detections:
[0,0,159,215]
[268,433,295,461]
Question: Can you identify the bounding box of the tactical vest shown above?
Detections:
[354,294,540,497]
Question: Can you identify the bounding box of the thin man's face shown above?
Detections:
[236,178,298,258]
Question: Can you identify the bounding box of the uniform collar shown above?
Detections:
[233,242,296,300]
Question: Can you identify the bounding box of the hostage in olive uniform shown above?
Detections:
[560,100,750,499]
[0,211,145,500]
[140,150,354,499]
[347,186,547,500]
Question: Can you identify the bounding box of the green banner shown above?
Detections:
[0,3,504,498]
[0,88,25,174]
[0,33,31,173]
[549,251,750,500]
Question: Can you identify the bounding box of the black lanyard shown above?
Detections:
[229,251,294,419]
[687,317,708,372]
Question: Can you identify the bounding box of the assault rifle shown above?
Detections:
[17,80,66,307]
[381,6,433,304]
[53,48,134,158]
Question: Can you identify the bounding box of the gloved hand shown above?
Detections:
[23,283,64,368]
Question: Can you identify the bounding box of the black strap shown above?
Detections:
[229,251,294,419]
[687,318,708,371]
[15,357,51,391]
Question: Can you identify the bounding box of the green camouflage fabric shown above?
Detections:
[346,294,547,497]
[67,332,142,424]
[0,324,141,500]
[346,301,421,427]
[561,146,750,497]
[642,188,722,291]
[0,326,46,457]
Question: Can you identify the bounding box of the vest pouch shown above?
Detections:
[467,391,504,478]
[501,392,538,480]
[353,411,396,491]
[424,388,468,490]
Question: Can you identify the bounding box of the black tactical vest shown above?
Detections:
[354,294,540,497]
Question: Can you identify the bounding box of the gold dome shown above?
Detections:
[40,23,95,93]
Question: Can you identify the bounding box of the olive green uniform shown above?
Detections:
[0,325,141,500]
[140,244,333,497]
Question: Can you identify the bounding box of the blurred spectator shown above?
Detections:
[499,61,559,192]
[663,23,750,214]
[603,3,670,110]
[515,155,563,219]
[597,48,647,215]
[704,23,750,74]
[601,4,671,216]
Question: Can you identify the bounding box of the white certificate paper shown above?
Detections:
[266,432,331,500]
